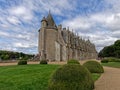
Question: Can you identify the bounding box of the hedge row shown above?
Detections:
[101,58,120,63]
[18,60,48,65]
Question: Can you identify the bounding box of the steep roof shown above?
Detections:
[46,12,57,28]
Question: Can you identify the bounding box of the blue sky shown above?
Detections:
[0,0,120,54]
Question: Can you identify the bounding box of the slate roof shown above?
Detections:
[46,12,57,28]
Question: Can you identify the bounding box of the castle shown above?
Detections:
[38,12,97,61]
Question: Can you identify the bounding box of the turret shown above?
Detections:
[41,16,47,28]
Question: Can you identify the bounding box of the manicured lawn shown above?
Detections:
[0,64,60,90]
[101,62,120,68]
[0,64,101,90]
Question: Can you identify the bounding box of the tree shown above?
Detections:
[0,50,34,61]
[114,40,120,58]
[98,40,120,58]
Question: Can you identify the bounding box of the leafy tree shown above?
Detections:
[114,40,120,58]
[1,54,9,60]
[98,40,120,58]
[0,50,34,60]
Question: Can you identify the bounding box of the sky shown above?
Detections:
[0,0,120,54]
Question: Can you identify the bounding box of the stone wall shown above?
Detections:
[55,41,60,61]
[45,29,57,61]
[38,12,98,61]
[62,46,66,61]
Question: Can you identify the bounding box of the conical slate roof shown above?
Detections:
[46,12,57,28]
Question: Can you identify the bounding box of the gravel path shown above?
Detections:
[0,60,87,66]
[95,66,120,90]
[0,61,39,66]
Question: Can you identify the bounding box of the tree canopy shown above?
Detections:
[98,40,120,58]
[0,50,34,60]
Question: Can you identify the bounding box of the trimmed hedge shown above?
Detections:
[40,60,47,64]
[107,57,120,62]
[67,59,80,65]
[18,60,27,65]
[83,61,104,73]
[101,59,109,63]
[101,58,120,63]
[48,64,94,90]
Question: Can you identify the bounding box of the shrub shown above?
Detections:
[114,59,120,62]
[101,58,120,63]
[83,61,104,73]
[67,59,80,65]
[108,57,120,62]
[18,60,27,65]
[48,64,94,90]
[40,60,47,64]
[101,59,109,63]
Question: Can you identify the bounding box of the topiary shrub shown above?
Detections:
[67,59,80,65]
[83,61,104,73]
[48,64,94,90]
[18,60,27,65]
[40,60,47,64]
[101,59,109,63]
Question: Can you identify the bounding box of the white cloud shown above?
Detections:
[21,0,76,16]
[14,42,30,48]
[62,11,120,52]
[0,0,120,54]
[7,16,21,25]
[62,16,92,30]
[11,6,26,15]
[105,0,120,12]
[0,31,9,37]
[106,13,120,31]
[9,6,33,21]
[112,31,120,38]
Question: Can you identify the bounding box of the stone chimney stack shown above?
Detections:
[58,24,62,30]
[63,28,66,30]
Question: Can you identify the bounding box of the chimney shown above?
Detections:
[58,24,62,30]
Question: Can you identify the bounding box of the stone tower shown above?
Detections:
[38,12,98,61]
[38,12,62,61]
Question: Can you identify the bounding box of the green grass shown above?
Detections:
[0,64,60,90]
[101,62,120,68]
[92,73,101,81]
[0,64,101,90]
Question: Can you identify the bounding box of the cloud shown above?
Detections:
[0,31,9,37]
[7,16,21,25]
[8,6,33,21]
[62,10,120,51]
[14,42,31,48]
[106,13,120,31]
[10,6,27,15]
[62,16,92,30]
[112,31,120,38]
[0,0,120,54]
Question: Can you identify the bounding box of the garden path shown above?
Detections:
[95,66,120,90]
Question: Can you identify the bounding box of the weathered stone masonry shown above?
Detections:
[38,12,97,61]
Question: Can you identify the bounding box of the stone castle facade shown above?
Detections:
[38,12,97,61]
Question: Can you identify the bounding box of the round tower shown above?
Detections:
[41,16,47,28]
